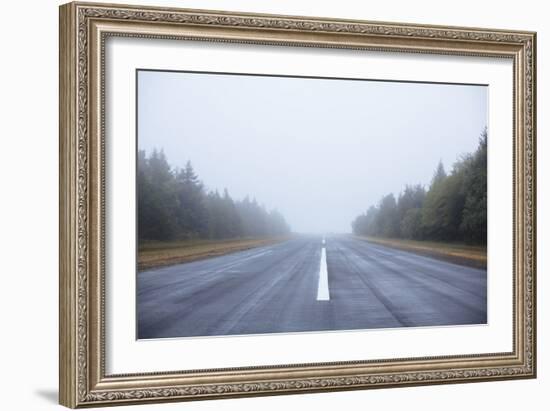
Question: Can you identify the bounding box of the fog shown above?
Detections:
[138,70,487,234]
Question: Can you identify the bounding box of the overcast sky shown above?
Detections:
[137,70,487,234]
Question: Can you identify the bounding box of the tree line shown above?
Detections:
[351,129,487,245]
[138,149,291,241]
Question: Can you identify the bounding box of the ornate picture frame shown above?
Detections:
[59,1,536,408]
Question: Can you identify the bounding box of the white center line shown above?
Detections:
[317,236,330,301]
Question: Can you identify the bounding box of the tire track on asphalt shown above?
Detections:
[342,239,486,320]
[206,242,317,335]
[332,245,410,327]
[359,240,487,299]
[137,241,293,297]
[138,240,312,338]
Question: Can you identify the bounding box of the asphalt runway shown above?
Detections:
[137,235,487,339]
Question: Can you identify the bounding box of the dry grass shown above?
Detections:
[138,237,289,271]
[356,236,487,269]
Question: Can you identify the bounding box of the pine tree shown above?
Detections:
[351,127,487,245]
[139,149,178,241]
[460,129,487,244]
[137,149,291,242]
[431,160,447,187]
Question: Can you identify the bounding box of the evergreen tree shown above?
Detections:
[377,194,400,238]
[400,208,423,239]
[397,184,426,238]
[421,160,467,241]
[136,149,291,242]
[460,129,487,244]
[351,128,487,245]
[174,161,208,238]
[431,160,447,187]
[139,149,178,240]
[222,188,242,238]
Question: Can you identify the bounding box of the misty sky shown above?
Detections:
[137,70,487,234]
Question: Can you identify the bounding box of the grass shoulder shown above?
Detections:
[138,236,291,272]
[355,236,487,269]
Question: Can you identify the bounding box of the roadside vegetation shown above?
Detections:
[360,237,486,268]
[137,149,291,269]
[138,237,288,271]
[352,129,487,263]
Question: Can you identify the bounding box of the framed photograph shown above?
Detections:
[59,2,537,408]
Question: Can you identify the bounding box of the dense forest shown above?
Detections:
[351,129,487,245]
[138,149,291,242]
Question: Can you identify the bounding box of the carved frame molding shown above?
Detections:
[59,2,536,408]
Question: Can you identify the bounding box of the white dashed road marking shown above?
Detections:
[317,236,330,301]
